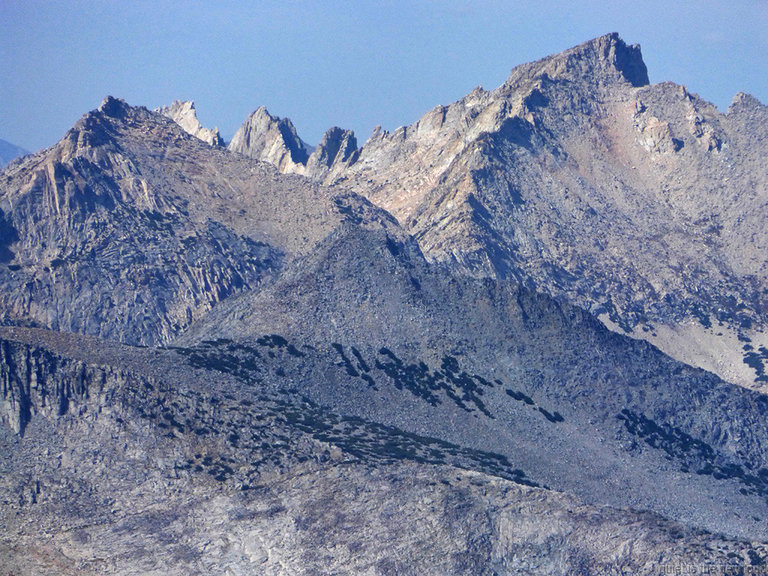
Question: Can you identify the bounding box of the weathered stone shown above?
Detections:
[228,106,311,173]
[156,100,224,147]
[2,33,768,574]
[248,33,768,390]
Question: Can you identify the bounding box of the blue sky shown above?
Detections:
[1,1,767,152]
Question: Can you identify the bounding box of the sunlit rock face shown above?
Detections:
[2,35,768,575]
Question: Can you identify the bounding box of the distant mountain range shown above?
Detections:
[2,33,768,575]
[0,139,28,167]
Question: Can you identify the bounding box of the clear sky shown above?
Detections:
[1,1,767,152]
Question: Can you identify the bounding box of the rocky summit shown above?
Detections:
[261,32,768,392]
[156,100,225,147]
[2,33,768,575]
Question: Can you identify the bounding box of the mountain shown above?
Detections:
[178,193,768,540]
[0,96,342,345]
[0,139,29,168]
[228,107,358,179]
[2,34,768,574]
[156,100,225,147]
[250,33,768,392]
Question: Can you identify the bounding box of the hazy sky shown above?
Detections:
[2,1,767,152]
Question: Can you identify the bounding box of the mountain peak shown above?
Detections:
[98,95,132,118]
[306,126,359,175]
[729,91,765,111]
[559,32,649,87]
[505,33,649,89]
[228,106,310,170]
[156,100,225,147]
[598,32,649,87]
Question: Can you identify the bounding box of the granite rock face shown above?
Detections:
[228,106,311,172]
[156,100,225,147]
[3,34,768,574]
[0,97,341,345]
[304,126,360,179]
[247,33,768,390]
[229,109,359,179]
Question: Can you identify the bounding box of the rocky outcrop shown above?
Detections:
[228,106,311,172]
[156,100,224,146]
[228,108,361,178]
[304,126,360,179]
[0,336,157,436]
[0,97,345,345]
[257,33,768,390]
[0,339,85,435]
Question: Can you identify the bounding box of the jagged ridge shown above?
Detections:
[156,100,225,147]
[230,33,768,390]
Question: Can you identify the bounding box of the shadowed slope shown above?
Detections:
[0,97,343,345]
[179,193,768,541]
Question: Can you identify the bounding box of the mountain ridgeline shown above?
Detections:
[225,32,768,391]
[2,33,768,575]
